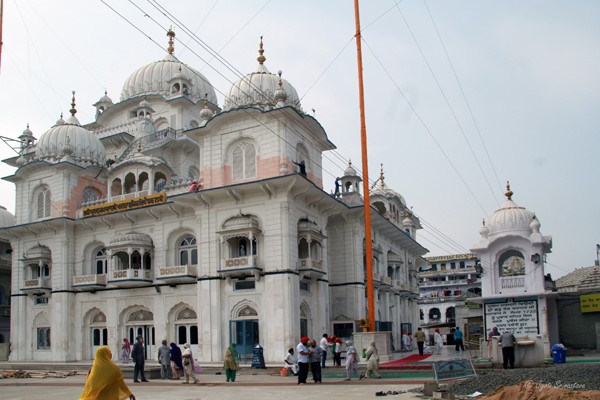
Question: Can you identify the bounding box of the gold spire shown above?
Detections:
[69,91,77,116]
[257,36,266,64]
[167,27,175,55]
[505,181,513,200]
[379,163,385,187]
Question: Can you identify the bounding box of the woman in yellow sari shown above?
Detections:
[80,346,135,400]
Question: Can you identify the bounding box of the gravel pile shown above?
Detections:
[443,364,600,396]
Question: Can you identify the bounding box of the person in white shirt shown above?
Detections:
[319,334,330,368]
[296,337,313,384]
[284,348,298,375]
[434,329,444,355]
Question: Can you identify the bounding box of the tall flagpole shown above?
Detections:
[354,0,375,332]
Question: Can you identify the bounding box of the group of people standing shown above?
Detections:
[287,334,382,384]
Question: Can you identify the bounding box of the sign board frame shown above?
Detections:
[433,358,477,381]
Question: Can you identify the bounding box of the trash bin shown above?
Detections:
[551,344,566,364]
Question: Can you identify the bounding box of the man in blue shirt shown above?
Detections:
[454,327,465,351]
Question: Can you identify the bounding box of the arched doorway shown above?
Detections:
[125,309,155,360]
[89,310,108,358]
[229,304,259,363]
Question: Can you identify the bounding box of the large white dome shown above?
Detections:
[223,40,301,112]
[120,54,217,104]
[35,112,106,167]
[486,186,535,235]
[0,206,15,228]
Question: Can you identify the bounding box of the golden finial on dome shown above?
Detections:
[505,181,513,200]
[257,36,266,64]
[69,91,77,116]
[379,163,386,187]
[167,27,175,55]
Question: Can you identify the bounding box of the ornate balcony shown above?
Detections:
[155,264,198,284]
[108,269,153,287]
[21,278,51,296]
[218,256,261,279]
[297,257,325,279]
[72,274,107,290]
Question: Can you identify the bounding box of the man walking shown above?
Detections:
[500,330,516,369]
[319,334,330,368]
[131,335,149,383]
[454,327,465,351]
[414,328,426,356]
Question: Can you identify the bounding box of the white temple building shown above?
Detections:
[0,32,427,362]
[472,183,558,363]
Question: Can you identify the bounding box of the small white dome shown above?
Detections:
[94,90,113,105]
[344,161,357,177]
[0,206,15,228]
[370,165,407,207]
[120,54,217,105]
[35,113,106,167]
[486,186,535,234]
[223,40,301,112]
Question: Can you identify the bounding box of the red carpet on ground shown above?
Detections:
[380,353,432,369]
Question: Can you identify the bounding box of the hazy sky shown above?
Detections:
[0,1,598,278]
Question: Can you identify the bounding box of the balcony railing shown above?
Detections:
[501,277,525,289]
[297,258,323,270]
[73,274,107,289]
[21,277,51,295]
[221,256,258,270]
[108,269,153,287]
[24,278,50,289]
[155,264,198,283]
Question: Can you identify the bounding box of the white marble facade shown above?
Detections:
[0,34,427,362]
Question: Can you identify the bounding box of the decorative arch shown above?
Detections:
[168,302,198,346]
[230,299,259,320]
[33,311,51,350]
[227,139,257,181]
[31,184,52,220]
[119,304,153,326]
[498,248,526,277]
[82,187,101,204]
[296,142,310,173]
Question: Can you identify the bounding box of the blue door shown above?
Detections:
[229,320,259,362]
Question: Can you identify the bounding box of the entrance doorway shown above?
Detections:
[127,325,155,359]
[229,320,259,362]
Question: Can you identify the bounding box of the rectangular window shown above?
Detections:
[234,280,256,290]
[37,327,51,349]
[178,325,187,345]
[299,281,310,292]
[35,297,49,304]
[450,262,456,269]
[190,326,198,345]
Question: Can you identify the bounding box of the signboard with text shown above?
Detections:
[580,293,600,313]
[484,299,539,336]
[82,192,167,217]
[433,359,477,381]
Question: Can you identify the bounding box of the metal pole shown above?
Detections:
[354,0,375,332]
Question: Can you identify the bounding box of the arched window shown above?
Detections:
[499,250,525,277]
[124,173,136,194]
[155,172,167,192]
[232,142,256,181]
[178,236,198,265]
[37,187,51,219]
[83,188,100,204]
[175,307,198,345]
[95,248,108,274]
[138,172,149,192]
[111,179,122,196]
